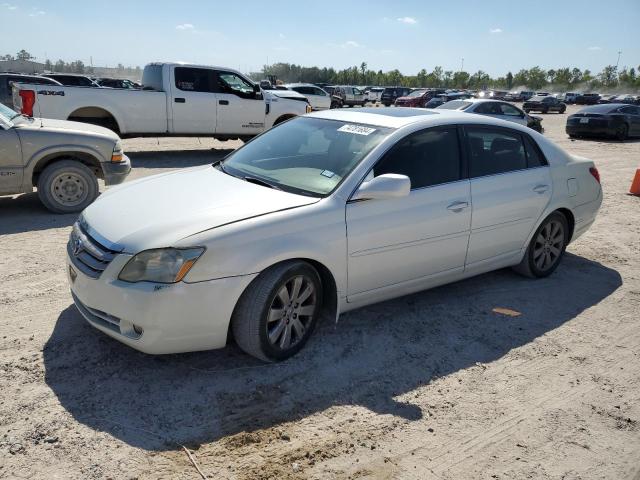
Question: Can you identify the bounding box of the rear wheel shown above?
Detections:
[37,160,99,214]
[559,105,566,113]
[231,261,323,362]
[513,212,568,278]
[615,124,629,141]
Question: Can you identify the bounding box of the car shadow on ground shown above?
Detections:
[568,136,640,144]
[128,148,235,169]
[43,253,621,451]
[0,192,77,235]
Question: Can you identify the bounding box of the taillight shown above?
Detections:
[19,90,35,117]
[589,167,600,184]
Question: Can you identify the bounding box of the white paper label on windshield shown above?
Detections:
[338,124,376,136]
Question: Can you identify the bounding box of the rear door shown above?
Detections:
[214,71,266,135]
[0,126,23,193]
[464,125,552,267]
[170,66,217,134]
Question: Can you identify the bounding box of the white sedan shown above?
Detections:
[437,98,544,132]
[285,83,331,110]
[67,108,602,361]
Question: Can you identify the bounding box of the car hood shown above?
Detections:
[82,165,319,252]
[13,116,118,140]
[265,90,307,100]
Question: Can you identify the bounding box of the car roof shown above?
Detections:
[307,107,526,129]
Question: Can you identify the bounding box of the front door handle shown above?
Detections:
[174,98,185,103]
[447,201,469,212]
[219,100,229,105]
[533,184,549,194]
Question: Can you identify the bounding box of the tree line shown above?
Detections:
[255,62,640,91]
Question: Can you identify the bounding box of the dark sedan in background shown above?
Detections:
[566,103,640,141]
[380,86,412,106]
[523,95,567,113]
[575,93,601,105]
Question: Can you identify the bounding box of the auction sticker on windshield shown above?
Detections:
[338,124,377,135]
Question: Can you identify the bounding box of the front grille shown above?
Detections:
[68,223,117,279]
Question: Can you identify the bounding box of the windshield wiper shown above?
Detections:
[243,176,282,191]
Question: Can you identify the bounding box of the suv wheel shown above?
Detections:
[37,160,99,213]
[232,261,323,362]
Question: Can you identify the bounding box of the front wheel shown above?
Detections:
[513,212,568,278]
[37,160,99,214]
[615,124,629,141]
[559,105,566,113]
[231,261,323,362]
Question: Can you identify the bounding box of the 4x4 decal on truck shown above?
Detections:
[242,122,264,129]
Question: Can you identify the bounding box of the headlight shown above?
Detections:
[111,140,124,163]
[118,247,205,283]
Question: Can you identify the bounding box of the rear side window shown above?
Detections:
[374,127,461,189]
[467,127,527,177]
[174,67,216,92]
[523,135,547,168]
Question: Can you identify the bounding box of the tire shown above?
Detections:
[513,212,569,278]
[559,105,566,114]
[37,160,99,214]
[616,124,629,141]
[231,261,323,362]
[542,108,549,114]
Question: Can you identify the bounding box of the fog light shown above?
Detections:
[133,324,144,335]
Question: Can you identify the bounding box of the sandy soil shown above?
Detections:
[1,105,639,480]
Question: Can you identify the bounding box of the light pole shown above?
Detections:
[616,51,622,70]
[461,57,464,72]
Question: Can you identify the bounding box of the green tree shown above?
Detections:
[16,49,34,61]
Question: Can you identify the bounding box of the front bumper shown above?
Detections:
[101,154,131,186]
[67,250,257,354]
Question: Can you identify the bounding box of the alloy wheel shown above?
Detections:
[532,220,565,272]
[266,275,317,351]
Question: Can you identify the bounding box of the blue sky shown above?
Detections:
[2,0,639,75]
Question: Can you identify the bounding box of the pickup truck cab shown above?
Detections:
[12,62,311,140]
[0,103,130,213]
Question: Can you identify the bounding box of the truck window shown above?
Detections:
[217,71,255,98]
[142,64,164,91]
[174,67,216,93]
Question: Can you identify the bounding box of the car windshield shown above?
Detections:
[408,89,427,97]
[220,117,393,197]
[436,100,473,110]
[0,103,20,122]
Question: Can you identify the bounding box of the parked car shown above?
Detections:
[478,90,508,100]
[437,99,543,132]
[319,86,345,109]
[609,94,640,105]
[66,108,601,360]
[394,89,441,108]
[285,83,331,110]
[575,93,601,105]
[332,86,366,107]
[12,62,311,139]
[43,74,100,87]
[0,73,62,108]
[366,87,384,103]
[523,95,567,113]
[0,103,130,213]
[597,94,618,104]
[380,87,412,106]
[566,103,640,140]
[563,92,580,104]
[504,90,536,102]
[94,78,141,89]
[425,92,472,109]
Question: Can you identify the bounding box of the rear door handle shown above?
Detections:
[533,184,549,194]
[447,201,469,212]
[219,100,229,105]
[174,98,185,103]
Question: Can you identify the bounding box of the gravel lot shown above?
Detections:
[1,105,639,480]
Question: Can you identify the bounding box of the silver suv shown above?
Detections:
[0,103,130,213]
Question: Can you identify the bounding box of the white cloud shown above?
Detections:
[278,33,285,39]
[2,3,18,10]
[176,23,195,30]
[29,10,45,16]
[490,28,502,33]
[342,40,360,48]
[587,46,602,51]
[397,16,417,24]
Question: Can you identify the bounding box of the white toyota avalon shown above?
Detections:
[67,108,602,361]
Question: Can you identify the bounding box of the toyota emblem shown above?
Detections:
[73,237,83,256]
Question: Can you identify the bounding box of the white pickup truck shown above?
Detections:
[12,62,311,140]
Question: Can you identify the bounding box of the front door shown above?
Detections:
[464,126,552,267]
[214,71,266,135]
[170,66,217,134]
[346,126,471,300]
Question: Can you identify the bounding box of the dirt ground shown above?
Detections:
[1,105,639,480]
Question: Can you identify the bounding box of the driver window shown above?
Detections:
[373,127,461,189]
[217,71,255,98]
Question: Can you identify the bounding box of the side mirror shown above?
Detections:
[351,174,411,201]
